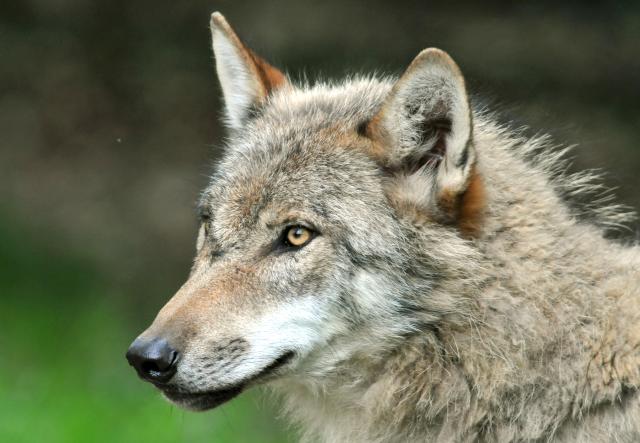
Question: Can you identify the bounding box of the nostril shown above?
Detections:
[141,360,162,375]
[141,350,178,374]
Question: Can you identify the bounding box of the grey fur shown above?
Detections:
[131,13,640,443]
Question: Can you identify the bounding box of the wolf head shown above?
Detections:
[126,12,484,411]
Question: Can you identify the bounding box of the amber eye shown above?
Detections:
[285,225,313,247]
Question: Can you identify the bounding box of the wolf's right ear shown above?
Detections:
[210,12,288,130]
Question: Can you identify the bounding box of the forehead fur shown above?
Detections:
[261,76,392,127]
[200,77,396,234]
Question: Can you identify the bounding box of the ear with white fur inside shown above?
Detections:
[368,48,483,236]
[210,12,288,129]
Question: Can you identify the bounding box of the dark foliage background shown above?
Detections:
[1,1,638,441]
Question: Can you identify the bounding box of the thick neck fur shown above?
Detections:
[272,115,640,443]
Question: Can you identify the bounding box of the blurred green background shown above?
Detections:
[1,1,638,442]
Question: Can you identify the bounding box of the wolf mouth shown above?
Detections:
[162,385,242,410]
[161,350,295,411]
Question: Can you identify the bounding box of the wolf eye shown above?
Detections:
[284,225,313,248]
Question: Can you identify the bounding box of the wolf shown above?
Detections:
[126,11,640,443]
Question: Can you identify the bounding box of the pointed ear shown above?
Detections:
[367,48,483,236]
[210,12,288,129]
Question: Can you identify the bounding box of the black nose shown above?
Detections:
[126,337,179,384]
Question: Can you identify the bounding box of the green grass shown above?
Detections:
[0,216,293,442]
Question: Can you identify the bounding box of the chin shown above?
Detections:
[161,385,244,411]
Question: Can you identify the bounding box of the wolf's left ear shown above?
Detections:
[367,48,483,235]
[210,12,288,129]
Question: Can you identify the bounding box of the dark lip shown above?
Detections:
[159,350,295,411]
[162,385,243,411]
